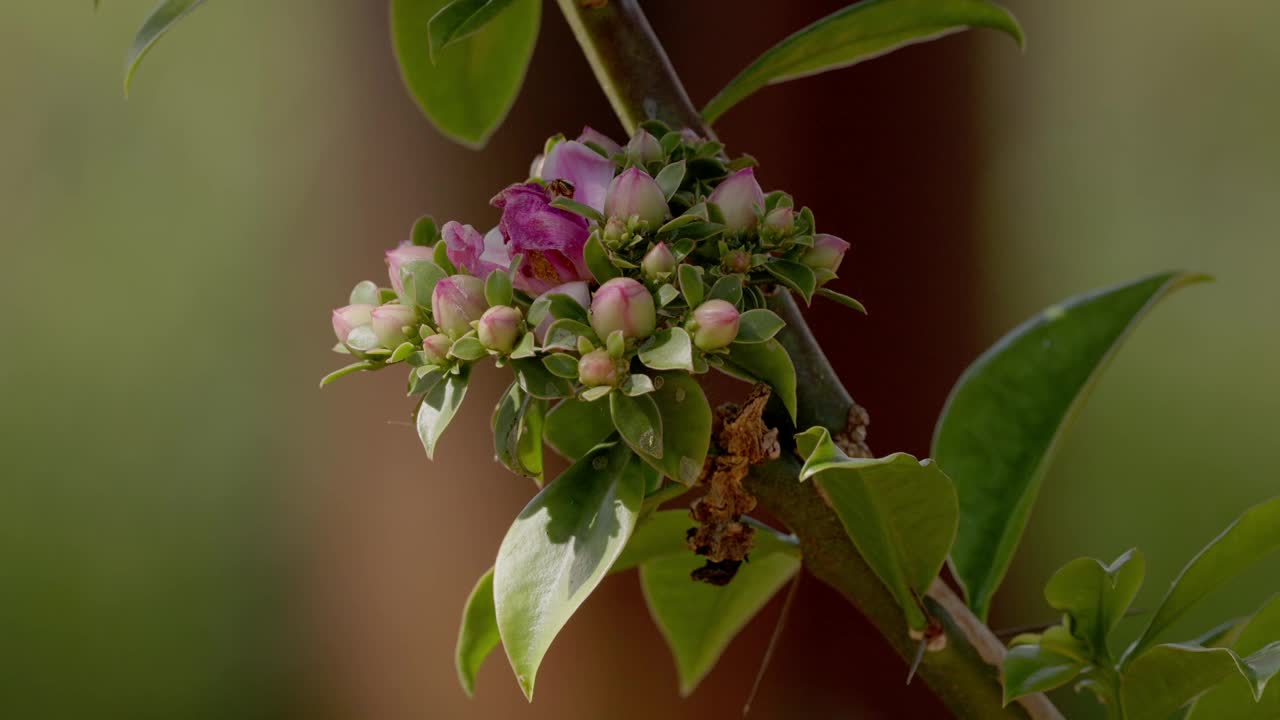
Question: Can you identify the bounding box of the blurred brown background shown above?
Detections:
[2,1,1277,718]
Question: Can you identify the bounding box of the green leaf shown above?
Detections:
[544,292,590,324]
[763,259,816,303]
[416,366,471,459]
[644,372,713,486]
[638,327,695,372]
[550,196,606,225]
[391,0,539,149]
[816,287,868,314]
[932,271,1208,620]
[1188,594,1280,719]
[611,391,664,459]
[708,274,743,305]
[544,397,614,461]
[1127,496,1280,661]
[494,442,647,699]
[584,234,620,283]
[1121,643,1280,720]
[1002,645,1086,705]
[734,309,785,344]
[541,353,580,379]
[349,280,381,306]
[640,531,801,696]
[701,0,1024,122]
[389,341,417,364]
[123,0,207,95]
[400,259,448,308]
[493,382,544,481]
[621,373,655,396]
[542,318,595,352]
[720,339,798,422]
[484,268,513,307]
[795,426,958,629]
[427,0,518,57]
[511,357,574,399]
[449,335,487,361]
[678,265,705,307]
[1044,549,1145,661]
[455,568,499,697]
[654,160,686,201]
[408,364,447,396]
[411,214,439,246]
[319,360,378,388]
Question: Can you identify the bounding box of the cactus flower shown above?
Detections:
[385,241,435,298]
[370,303,418,348]
[603,167,667,227]
[332,304,374,345]
[431,274,487,337]
[590,277,657,340]
[477,306,523,353]
[578,349,619,387]
[708,167,765,232]
[802,233,850,273]
[641,242,677,278]
[689,299,741,351]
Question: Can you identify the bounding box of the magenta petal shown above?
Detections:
[491,183,592,294]
[443,221,506,278]
[540,140,615,213]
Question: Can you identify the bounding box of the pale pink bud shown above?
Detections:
[332,304,374,344]
[626,130,663,165]
[708,168,765,232]
[533,281,591,342]
[689,299,740,351]
[578,349,619,387]
[802,233,851,273]
[421,334,453,365]
[370,303,418,348]
[431,274,488,337]
[385,242,435,298]
[590,277,657,340]
[641,242,676,278]
[763,207,795,235]
[604,167,668,227]
[477,306,523,354]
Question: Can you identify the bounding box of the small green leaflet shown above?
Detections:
[933,271,1208,620]
[702,0,1024,122]
[123,0,207,95]
[795,426,957,630]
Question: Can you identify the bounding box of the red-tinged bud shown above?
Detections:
[421,334,453,365]
[641,242,677,278]
[802,233,850,273]
[591,277,657,340]
[708,168,765,232]
[604,167,668,227]
[763,207,795,235]
[431,274,488,337]
[477,305,523,354]
[723,249,751,274]
[689,299,740,351]
[578,349,619,387]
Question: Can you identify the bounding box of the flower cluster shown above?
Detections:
[324,122,859,482]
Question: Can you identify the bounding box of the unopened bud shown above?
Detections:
[385,242,435,299]
[763,207,795,235]
[371,303,418,348]
[332,304,374,344]
[689,299,740,351]
[477,305,523,353]
[626,130,663,165]
[604,167,667,228]
[431,274,488,337]
[723,249,751,274]
[421,334,453,365]
[578,349,619,387]
[708,168,765,232]
[641,242,677,278]
[591,277,657,340]
[802,233,850,273]
[602,217,627,246]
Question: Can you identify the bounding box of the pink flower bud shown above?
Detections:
[591,277,657,340]
[431,274,488,337]
[370,303,418,348]
[578,349,619,387]
[626,130,663,165]
[477,305,523,353]
[723,249,751,273]
[708,168,765,232]
[763,207,795,235]
[385,241,435,298]
[689,299,740,351]
[604,167,668,227]
[533,281,591,342]
[421,334,453,365]
[641,242,676,278]
[802,233,851,273]
[332,304,374,344]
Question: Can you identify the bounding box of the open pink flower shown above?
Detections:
[540,139,615,212]
[491,183,592,295]
[443,221,510,278]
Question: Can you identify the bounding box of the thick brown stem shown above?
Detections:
[556,2,1060,717]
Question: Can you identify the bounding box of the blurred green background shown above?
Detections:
[1,2,1275,718]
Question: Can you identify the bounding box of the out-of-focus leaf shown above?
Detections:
[1121,643,1280,720]
[123,0,206,95]
[319,360,378,388]
[427,0,518,57]
[702,0,1023,122]
[932,271,1208,620]
[455,568,499,697]
[1002,645,1086,705]
[795,426,957,629]
[1044,549,1145,660]
[391,0,539,148]
[1188,594,1280,719]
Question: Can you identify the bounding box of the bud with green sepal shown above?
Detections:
[477,306,523,354]
[591,277,657,340]
[431,274,488,337]
[688,299,741,351]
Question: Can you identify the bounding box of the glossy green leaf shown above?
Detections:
[318,360,378,388]
[719,339,798,422]
[638,327,695,372]
[795,426,958,629]
[544,397,614,461]
[550,196,606,225]
[449,335,487,361]
[816,287,868,314]
[411,214,439,246]
[1188,595,1280,719]
[427,0,518,57]
[708,274,743,305]
[484,268,513,307]
[416,366,471,459]
[1127,496,1280,660]
[349,280,381,306]
[1002,645,1086,705]
[644,372,713,486]
[655,160,686,201]
[678,265,705,307]
[400,259,448,308]
[511,357,574,399]
[494,442,647,699]
[702,0,1024,122]
[933,271,1208,620]
[763,259,816,303]
[621,373,655,396]
[391,0,539,149]
[641,532,801,696]
[493,382,544,482]
[584,234,620,283]
[123,0,206,95]
[1044,549,1145,660]
[541,353,579,379]
[610,391,664,459]
[408,365,447,396]
[734,309,785,344]
[455,568,499,697]
[1121,643,1280,720]
[542,318,595,352]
